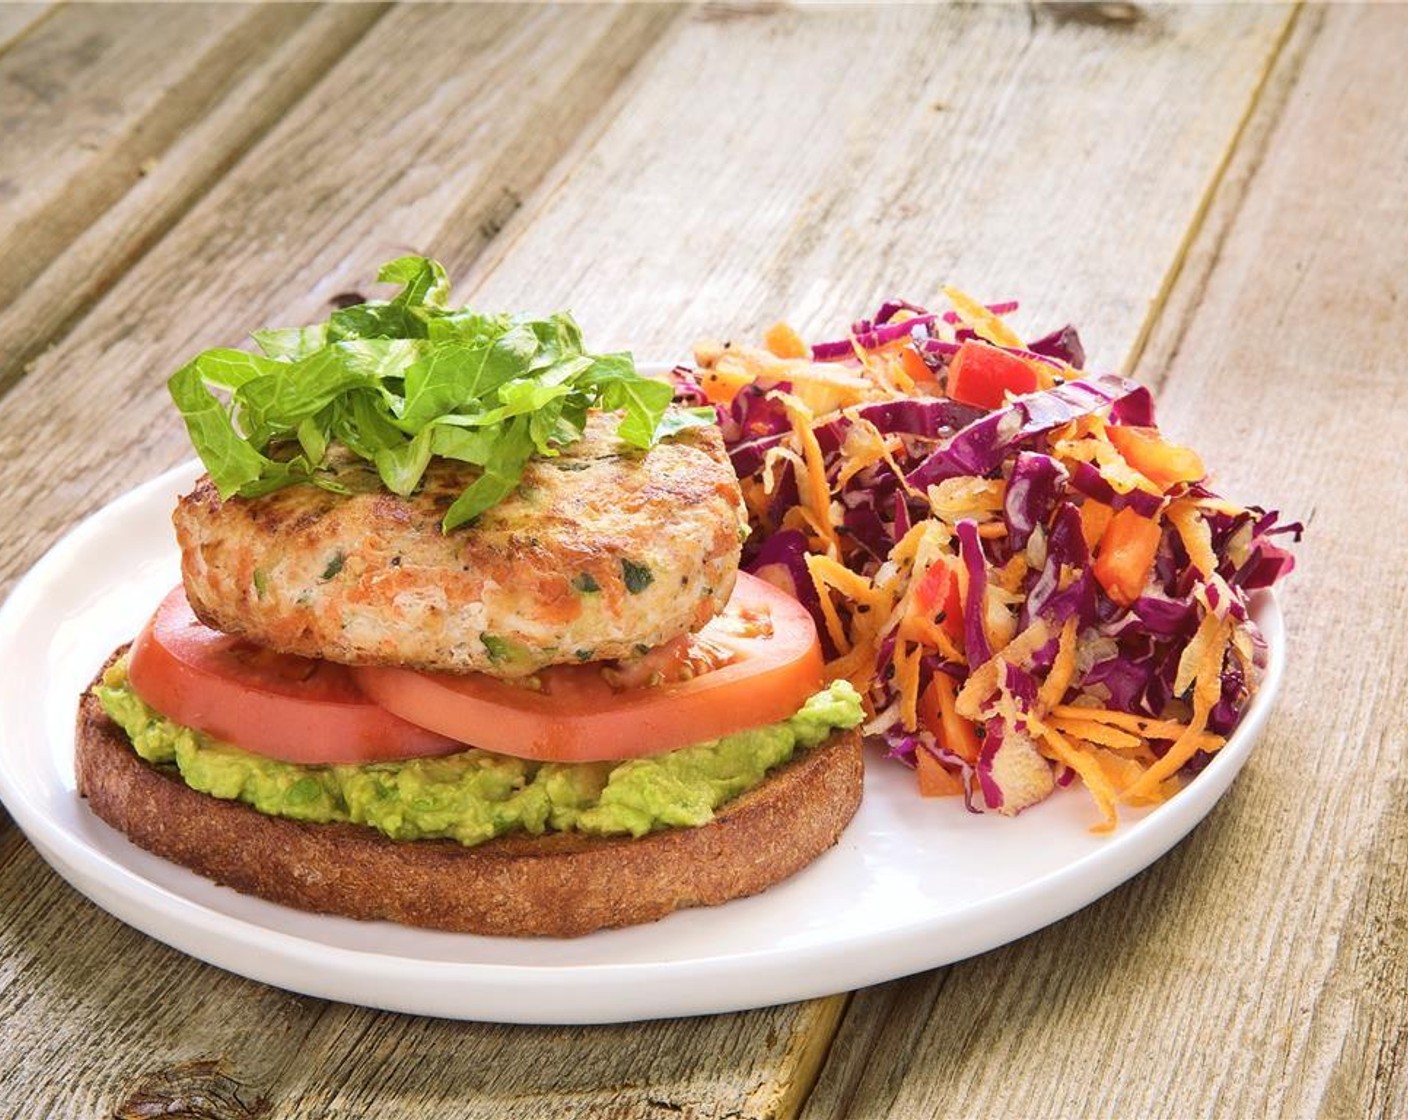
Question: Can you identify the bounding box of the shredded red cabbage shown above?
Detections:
[674,296,1298,827]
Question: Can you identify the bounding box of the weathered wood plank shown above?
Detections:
[466,3,1291,375]
[0,2,53,56]
[0,833,330,1118]
[0,3,387,389]
[0,1,679,601]
[0,1,388,390]
[806,5,1408,1118]
[240,993,848,1120]
[0,4,1311,1119]
[1128,7,1407,1116]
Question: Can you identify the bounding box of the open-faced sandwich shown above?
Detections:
[77,258,865,937]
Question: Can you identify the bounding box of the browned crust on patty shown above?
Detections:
[173,415,748,676]
[75,660,863,938]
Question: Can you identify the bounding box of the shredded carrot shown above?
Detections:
[887,352,917,396]
[793,505,840,557]
[916,749,965,797]
[1034,723,1118,832]
[919,672,981,764]
[1037,616,1080,711]
[1047,716,1143,751]
[1078,498,1115,553]
[888,521,933,568]
[825,635,879,696]
[780,395,838,556]
[955,618,1052,719]
[1175,609,1223,697]
[806,553,882,610]
[1123,616,1228,801]
[900,613,964,665]
[805,556,852,655]
[895,639,923,731]
[1087,745,1184,806]
[1167,499,1217,579]
[1049,704,1197,740]
[943,285,1025,349]
[763,322,808,360]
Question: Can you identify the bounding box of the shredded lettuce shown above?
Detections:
[169,256,710,530]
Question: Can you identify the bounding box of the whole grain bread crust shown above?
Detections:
[75,657,863,937]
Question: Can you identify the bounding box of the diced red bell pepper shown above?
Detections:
[911,562,964,643]
[1093,506,1163,607]
[900,346,940,389]
[946,340,1039,409]
[916,748,965,797]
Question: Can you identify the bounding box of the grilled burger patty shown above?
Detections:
[174,414,749,676]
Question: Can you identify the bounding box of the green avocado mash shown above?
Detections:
[95,658,863,847]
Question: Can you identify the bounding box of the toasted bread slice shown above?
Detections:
[75,662,863,937]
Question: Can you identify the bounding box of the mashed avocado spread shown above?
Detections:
[95,658,863,847]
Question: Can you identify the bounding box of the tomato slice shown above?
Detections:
[352,572,826,763]
[126,587,461,764]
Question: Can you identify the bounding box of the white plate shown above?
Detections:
[0,461,1284,1024]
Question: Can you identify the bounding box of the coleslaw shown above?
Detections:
[671,294,1298,830]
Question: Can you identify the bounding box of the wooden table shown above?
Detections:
[1,3,1403,1116]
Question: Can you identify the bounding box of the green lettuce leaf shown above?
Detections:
[169,364,270,497]
[167,256,701,530]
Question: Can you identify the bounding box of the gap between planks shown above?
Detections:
[1121,2,1306,380]
[0,1,57,62]
[0,3,392,399]
[1136,1,1324,391]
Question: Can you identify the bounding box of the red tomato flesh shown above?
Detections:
[352,572,825,763]
[126,587,461,764]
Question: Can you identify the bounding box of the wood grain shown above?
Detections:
[0,2,388,391]
[0,3,1375,1119]
[0,1,52,57]
[0,1,679,603]
[466,3,1291,373]
[0,824,325,1118]
[243,994,848,1120]
[804,5,1408,1118]
[0,3,388,390]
